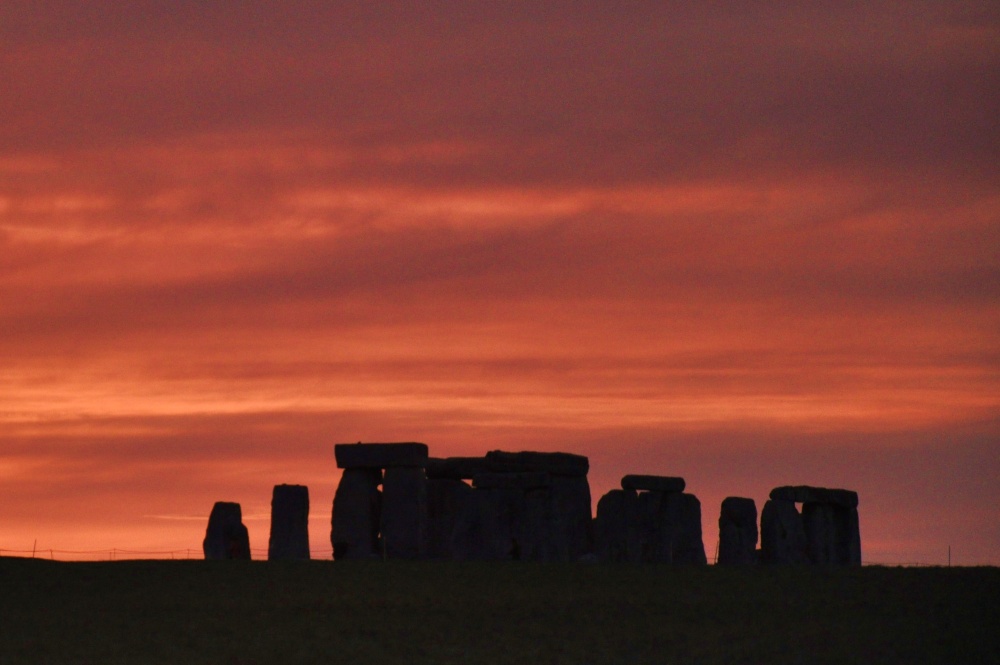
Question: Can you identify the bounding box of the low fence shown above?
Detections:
[0,547,335,561]
[1,546,954,566]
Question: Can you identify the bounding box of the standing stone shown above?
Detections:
[545,475,594,561]
[451,485,522,560]
[381,466,428,559]
[331,468,382,560]
[203,501,251,560]
[268,484,310,561]
[717,497,758,565]
[674,493,707,564]
[760,499,808,564]
[427,478,473,559]
[595,489,641,562]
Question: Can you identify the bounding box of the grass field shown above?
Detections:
[1,558,997,664]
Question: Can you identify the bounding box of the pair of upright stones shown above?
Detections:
[594,476,706,564]
[330,443,593,561]
[202,484,310,560]
[760,486,861,565]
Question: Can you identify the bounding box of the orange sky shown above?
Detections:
[1,2,998,564]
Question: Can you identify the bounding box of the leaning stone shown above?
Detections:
[484,450,589,477]
[425,457,491,480]
[769,486,859,508]
[472,471,551,490]
[203,502,251,560]
[331,468,381,560]
[334,442,429,469]
[621,475,686,493]
[268,484,310,561]
[381,466,428,559]
[426,478,474,559]
[717,497,757,565]
[760,499,808,564]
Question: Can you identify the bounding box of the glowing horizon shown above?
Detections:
[1,2,997,565]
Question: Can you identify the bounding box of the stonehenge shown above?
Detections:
[268,484,310,561]
[201,442,862,566]
[203,501,251,560]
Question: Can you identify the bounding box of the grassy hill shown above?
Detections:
[1,558,997,664]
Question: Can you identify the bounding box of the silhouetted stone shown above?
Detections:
[675,493,707,564]
[717,497,758,565]
[334,442,429,469]
[595,489,641,562]
[769,486,858,508]
[451,486,523,560]
[381,466,428,559]
[545,475,594,560]
[472,471,551,490]
[331,468,381,560]
[621,475,686,493]
[760,499,808,564]
[426,478,473,559]
[633,490,706,564]
[268,484,310,561]
[203,502,251,560]
[425,456,490,480]
[484,450,589,477]
[802,501,862,565]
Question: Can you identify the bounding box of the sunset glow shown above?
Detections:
[1,2,997,565]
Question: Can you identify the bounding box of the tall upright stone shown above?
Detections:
[268,484,310,561]
[546,475,594,561]
[381,466,428,559]
[717,497,758,565]
[595,489,641,562]
[427,478,474,559]
[674,493,707,564]
[203,501,251,560]
[760,499,808,564]
[331,468,382,560]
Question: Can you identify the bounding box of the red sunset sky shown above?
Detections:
[1,2,997,564]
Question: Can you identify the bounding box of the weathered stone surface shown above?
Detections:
[472,471,551,490]
[331,468,381,560]
[717,497,758,565]
[203,502,251,560]
[484,450,589,477]
[426,478,473,559]
[621,475,686,493]
[595,489,641,562]
[334,442,429,469]
[381,466,428,559]
[769,486,858,508]
[268,484,310,561]
[425,456,490,480]
[760,499,808,564]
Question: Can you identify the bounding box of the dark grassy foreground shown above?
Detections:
[1,559,998,664]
